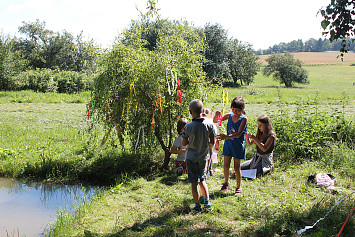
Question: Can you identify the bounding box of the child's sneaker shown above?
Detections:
[191,205,202,212]
[203,203,213,211]
[220,182,229,191]
[234,187,242,196]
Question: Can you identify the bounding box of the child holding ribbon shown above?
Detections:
[243,114,276,176]
[214,96,247,196]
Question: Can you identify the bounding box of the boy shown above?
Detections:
[182,99,216,211]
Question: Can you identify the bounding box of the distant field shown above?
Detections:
[258,51,355,64]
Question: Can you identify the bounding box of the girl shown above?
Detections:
[170,118,189,174]
[202,108,219,177]
[214,96,247,196]
[243,115,276,176]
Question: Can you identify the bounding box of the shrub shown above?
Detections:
[16,69,93,93]
[273,107,354,163]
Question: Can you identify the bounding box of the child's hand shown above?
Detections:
[180,149,186,154]
[217,133,228,140]
[215,111,222,116]
[246,132,255,139]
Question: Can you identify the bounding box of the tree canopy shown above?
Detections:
[320,0,355,55]
[15,19,100,72]
[263,52,309,88]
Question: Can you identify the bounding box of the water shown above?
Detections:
[0,178,98,237]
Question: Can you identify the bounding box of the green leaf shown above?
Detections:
[321,20,330,30]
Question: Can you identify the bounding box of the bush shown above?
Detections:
[273,106,354,163]
[16,69,93,93]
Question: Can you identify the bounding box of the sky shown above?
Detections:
[0,0,331,50]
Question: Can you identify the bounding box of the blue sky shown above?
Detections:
[0,0,331,50]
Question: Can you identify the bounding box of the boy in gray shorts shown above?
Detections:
[182,99,216,211]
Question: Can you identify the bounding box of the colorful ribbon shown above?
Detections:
[87,99,96,122]
[105,99,109,121]
[151,96,163,129]
[130,83,138,115]
[337,206,355,237]
[135,125,146,153]
[297,192,355,235]
[166,67,176,96]
[176,78,182,103]
[222,88,229,115]
[216,113,223,126]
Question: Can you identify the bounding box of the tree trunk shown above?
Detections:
[154,118,171,170]
[161,148,171,170]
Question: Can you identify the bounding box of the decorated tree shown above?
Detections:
[90,3,211,169]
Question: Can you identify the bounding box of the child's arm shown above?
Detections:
[248,134,274,153]
[213,111,230,123]
[245,132,255,146]
[219,116,247,140]
[170,146,186,155]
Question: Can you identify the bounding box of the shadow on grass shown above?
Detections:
[22,150,160,186]
[159,172,189,186]
[101,200,230,237]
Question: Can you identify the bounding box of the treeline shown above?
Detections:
[1,19,262,92]
[257,38,355,55]
[0,19,101,92]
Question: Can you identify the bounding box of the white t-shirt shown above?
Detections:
[172,134,187,161]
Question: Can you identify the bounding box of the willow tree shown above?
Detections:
[90,9,208,169]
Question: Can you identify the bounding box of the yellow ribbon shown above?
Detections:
[130,83,138,116]
[222,88,229,115]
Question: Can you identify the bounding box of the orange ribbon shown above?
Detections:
[176,78,182,103]
[151,96,163,129]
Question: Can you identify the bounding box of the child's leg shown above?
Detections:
[223,156,232,183]
[191,182,199,203]
[198,181,209,199]
[234,159,242,188]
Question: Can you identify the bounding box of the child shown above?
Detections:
[182,99,216,211]
[243,115,276,176]
[202,108,219,177]
[170,118,189,174]
[214,96,247,196]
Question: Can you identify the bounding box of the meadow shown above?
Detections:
[0,56,354,236]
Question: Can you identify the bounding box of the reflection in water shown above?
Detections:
[0,178,98,237]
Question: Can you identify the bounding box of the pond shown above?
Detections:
[0,177,98,236]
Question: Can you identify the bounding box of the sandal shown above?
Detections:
[234,188,242,196]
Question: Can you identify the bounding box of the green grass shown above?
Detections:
[47,161,354,236]
[217,63,355,105]
[0,90,91,103]
[0,62,354,236]
[1,99,351,236]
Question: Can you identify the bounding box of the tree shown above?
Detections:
[320,0,355,55]
[0,34,28,90]
[15,19,100,72]
[227,39,260,86]
[202,23,230,81]
[91,2,210,169]
[263,52,309,88]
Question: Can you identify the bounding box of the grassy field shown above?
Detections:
[0,57,354,236]
[258,51,355,65]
